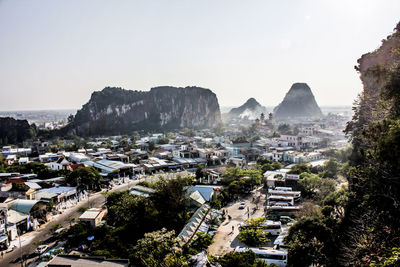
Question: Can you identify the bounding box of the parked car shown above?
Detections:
[279,216,294,224]
[54,227,66,235]
[35,245,49,254]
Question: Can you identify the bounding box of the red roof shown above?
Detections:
[6,178,24,184]
[232,139,249,144]
[69,163,85,171]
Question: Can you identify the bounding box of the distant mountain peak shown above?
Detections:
[226,98,266,121]
[231,98,262,113]
[243,98,260,107]
[273,83,322,119]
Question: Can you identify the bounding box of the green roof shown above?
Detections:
[10,199,39,214]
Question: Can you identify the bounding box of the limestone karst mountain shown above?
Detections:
[64,86,222,136]
[273,83,323,119]
[226,98,267,121]
[0,117,36,144]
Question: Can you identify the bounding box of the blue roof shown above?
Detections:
[38,186,76,195]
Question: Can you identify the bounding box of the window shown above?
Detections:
[257,254,287,260]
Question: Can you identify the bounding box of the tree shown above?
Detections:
[288,163,310,174]
[185,232,213,255]
[195,167,204,179]
[0,155,7,173]
[238,218,270,247]
[132,228,187,267]
[238,228,270,247]
[67,114,74,123]
[217,251,268,267]
[298,173,336,202]
[277,123,292,135]
[151,177,192,231]
[67,167,102,190]
[158,137,170,144]
[285,216,337,267]
[148,141,155,151]
[257,158,283,173]
[370,247,400,267]
[322,158,340,178]
[322,186,350,219]
[381,64,400,117]
[105,190,144,227]
[7,161,52,178]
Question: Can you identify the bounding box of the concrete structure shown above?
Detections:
[79,208,107,228]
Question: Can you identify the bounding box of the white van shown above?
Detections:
[235,246,288,267]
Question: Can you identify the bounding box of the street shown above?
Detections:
[1,179,138,267]
[207,186,267,256]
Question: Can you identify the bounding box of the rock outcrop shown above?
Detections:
[0,117,35,145]
[356,22,400,122]
[65,86,221,136]
[273,83,322,119]
[226,98,266,121]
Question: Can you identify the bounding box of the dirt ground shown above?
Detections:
[207,186,267,256]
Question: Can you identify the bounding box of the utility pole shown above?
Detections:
[88,190,90,209]
[18,229,23,267]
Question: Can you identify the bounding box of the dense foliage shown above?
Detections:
[64,176,194,262]
[216,250,269,267]
[67,166,102,190]
[132,228,187,267]
[238,217,270,247]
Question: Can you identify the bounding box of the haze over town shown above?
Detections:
[1,0,400,110]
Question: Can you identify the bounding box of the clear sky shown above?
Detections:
[0,0,399,111]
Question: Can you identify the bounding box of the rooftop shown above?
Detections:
[48,255,129,267]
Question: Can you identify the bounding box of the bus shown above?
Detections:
[235,246,288,267]
[267,195,295,206]
[268,189,301,201]
[265,205,301,217]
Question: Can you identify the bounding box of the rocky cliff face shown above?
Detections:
[273,83,322,119]
[227,98,266,120]
[0,117,35,144]
[356,22,400,122]
[66,86,221,136]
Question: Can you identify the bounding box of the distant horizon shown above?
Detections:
[0,104,353,113]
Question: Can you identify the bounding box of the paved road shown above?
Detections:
[1,180,138,267]
[207,187,267,256]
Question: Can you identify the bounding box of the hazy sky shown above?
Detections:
[0,0,399,111]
